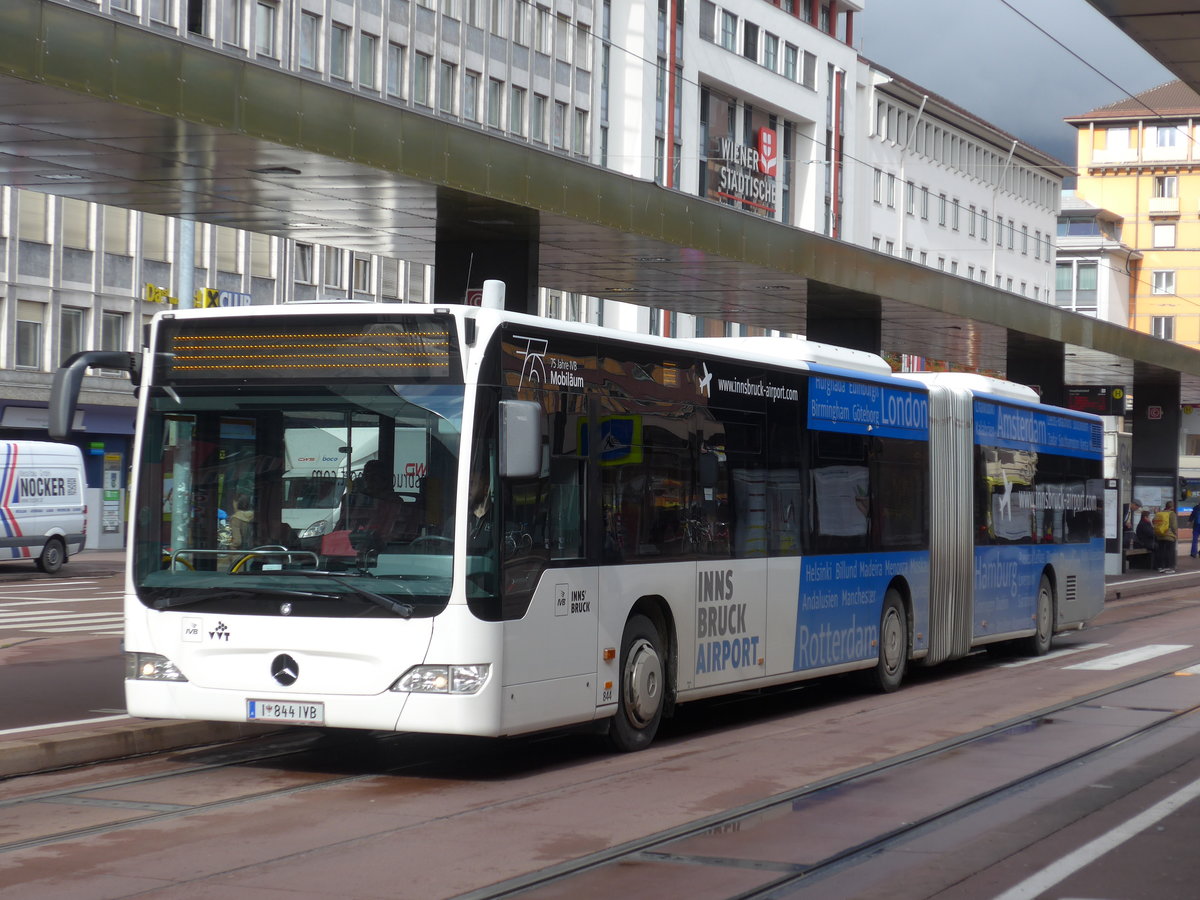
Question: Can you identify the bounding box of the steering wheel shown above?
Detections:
[407,535,454,551]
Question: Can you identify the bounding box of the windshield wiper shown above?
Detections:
[284,570,415,618]
[151,587,338,610]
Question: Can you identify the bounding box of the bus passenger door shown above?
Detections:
[499,393,599,732]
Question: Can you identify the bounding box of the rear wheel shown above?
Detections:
[865,589,908,693]
[1021,575,1054,656]
[36,537,66,574]
[608,614,665,752]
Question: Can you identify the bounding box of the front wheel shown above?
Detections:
[608,614,666,752]
[1021,575,1054,657]
[36,537,66,574]
[865,589,908,693]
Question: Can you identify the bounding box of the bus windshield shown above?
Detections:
[133,382,464,618]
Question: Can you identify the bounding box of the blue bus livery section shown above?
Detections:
[794,551,931,671]
[974,541,1104,636]
[973,400,1103,458]
[807,375,929,440]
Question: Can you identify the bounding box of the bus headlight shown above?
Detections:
[392,664,490,694]
[125,652,188,682]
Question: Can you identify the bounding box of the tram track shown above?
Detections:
[3,613,1199,898]
[455,661,1200,899]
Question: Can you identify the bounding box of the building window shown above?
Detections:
[1155,126,1183,148]
[223,0,244,46]
[981,209,989,242]
[742,21,758,60]
[60,308,84,367]
[464,71,480,122]
[331,24,350,80]
[324,247,345,288]
[531,93,547,142]
[535,5,551,53]
[512,3,529,45]
[801,51,817,89]
[920,187,929,220]
[387,43,406,98]
[414,53,432,106]
[62,198,90,250]
[295,243,314,283]
[254,1,277,57]
[938,193,947,226]
[299,12,320,70]
[101,311,126,355]
[353,256,371,292]
[1154,224,1176,248]
[359,33,378,89]
[15,304,43,370]
[553,101,567,149]
[574,108,589,154]
[886,174,896,208]
[784,44,798,80]
[1152,315,1176,340]
[487,78,503,128]
[509,85,525,134]
[575,23,592,69]
[440,61,457,114]
[719,11,737,51]
[1155,175,1178,198]
[1152,269,1176,294]
[873,169,883,204]
[762,33,778,72]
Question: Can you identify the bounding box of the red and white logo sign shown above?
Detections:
[1148,405,1164,420]
[757,128,777,177]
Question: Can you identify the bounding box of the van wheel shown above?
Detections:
[607,615,665,752]
[37,538,66,574]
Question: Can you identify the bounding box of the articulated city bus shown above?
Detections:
[50,282,1105,750]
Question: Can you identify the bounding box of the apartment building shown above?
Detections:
[855,63,1064,306]
[1067,80,1200,484]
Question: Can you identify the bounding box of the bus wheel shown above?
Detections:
[867,589,908,693]
[608,614,665,752]
[36,537,66,575]
[1022,575,1054,657]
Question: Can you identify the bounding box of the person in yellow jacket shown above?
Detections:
[1152,501,1178,573]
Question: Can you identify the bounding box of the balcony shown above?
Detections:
[1149,196,1180,217]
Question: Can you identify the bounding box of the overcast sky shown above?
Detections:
[857,0,1174,166]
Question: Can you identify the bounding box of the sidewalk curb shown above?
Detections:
[0,720,276,780]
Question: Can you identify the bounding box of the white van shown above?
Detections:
[0,441,87,574]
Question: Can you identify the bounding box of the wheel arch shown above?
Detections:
[629,594,677,715]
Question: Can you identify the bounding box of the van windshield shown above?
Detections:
[133,383,463,618]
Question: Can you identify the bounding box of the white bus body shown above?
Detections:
[0,441,86,574]
[50,300,1103,751]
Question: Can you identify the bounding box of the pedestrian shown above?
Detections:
[1153,501,1178,573]
[1191,503,1199,558]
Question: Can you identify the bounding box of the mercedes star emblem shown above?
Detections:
[271,653,299,686]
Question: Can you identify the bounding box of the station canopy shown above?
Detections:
[3,1,1200,400]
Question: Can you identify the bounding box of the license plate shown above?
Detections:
[247,699,325,725]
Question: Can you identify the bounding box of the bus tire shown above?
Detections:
[36,537,66,575]
[1021,575,1054,657]
[608,614,665,752]
[866,589,908,693]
